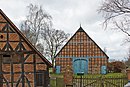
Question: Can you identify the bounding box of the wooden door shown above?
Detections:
[73,57,88,74]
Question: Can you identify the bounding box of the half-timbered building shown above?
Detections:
[0,9,52,87]
[55,27,109,74]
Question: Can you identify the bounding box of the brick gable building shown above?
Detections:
[55,27,109,74]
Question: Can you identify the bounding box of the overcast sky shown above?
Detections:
[0,0,129,60]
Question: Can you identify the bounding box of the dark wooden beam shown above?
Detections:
[33,54,36,87]
[21,54,25,87]
[11,56,14,87]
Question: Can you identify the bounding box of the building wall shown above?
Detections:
[55,58,72,73]
[1,54,48,87]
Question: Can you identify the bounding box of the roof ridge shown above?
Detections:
[77,26,85,32]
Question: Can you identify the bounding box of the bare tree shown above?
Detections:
[21,4,70,67]
[21,3,52,47]
[98,0,130,42]
[41,28,70,67]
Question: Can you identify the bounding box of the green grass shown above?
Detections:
[73,73,126,78]
[104,73,126,77]
[50,73,126,78]
[50,74,64,87]
[50,73,63,78]
[50,78,56,87]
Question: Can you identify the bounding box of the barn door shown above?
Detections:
[73,57,88,74]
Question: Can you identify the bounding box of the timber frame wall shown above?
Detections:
[55,27,109,74]
[0,9,52,87]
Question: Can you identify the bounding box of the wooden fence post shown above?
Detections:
[63,65,73,87]
[124,68,130,87]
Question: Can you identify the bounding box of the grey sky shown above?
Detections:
[0,0,129,60]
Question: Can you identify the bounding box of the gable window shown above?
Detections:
[3,54,11,63]
[2,54,21,63]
